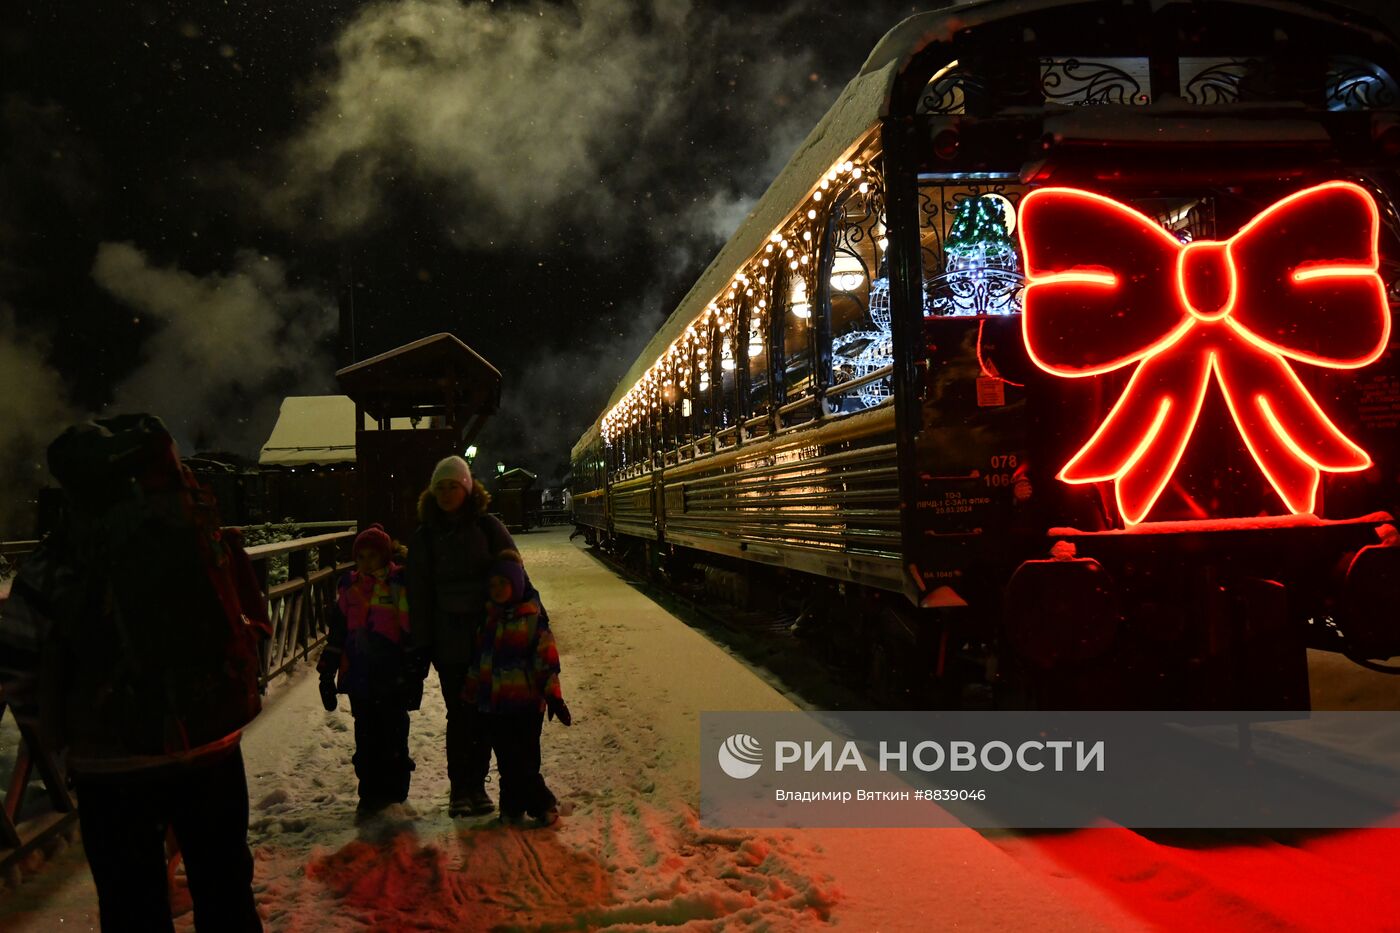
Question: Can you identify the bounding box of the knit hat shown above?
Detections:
[489,549,526,602]
[353,523,393,557]
[430,455,473,494]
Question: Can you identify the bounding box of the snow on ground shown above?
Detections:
[979,652,1400,932]
[6,527,1400,931]
[2,528,1126,932]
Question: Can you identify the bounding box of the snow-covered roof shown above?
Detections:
[592,20,924,421]
[258,395,415,467]
[336,332,501,422]
[569,423,601,463]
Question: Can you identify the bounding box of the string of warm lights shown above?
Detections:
[601,157,874,445]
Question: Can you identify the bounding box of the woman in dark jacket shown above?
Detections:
[407,455,517,817]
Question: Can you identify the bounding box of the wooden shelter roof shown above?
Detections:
[335,333,502,423]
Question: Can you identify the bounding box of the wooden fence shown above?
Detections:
[248,530,356,686]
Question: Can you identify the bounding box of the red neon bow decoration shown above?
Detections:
[1018,182,1390,525]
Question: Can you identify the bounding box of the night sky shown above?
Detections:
[0,0,937,530]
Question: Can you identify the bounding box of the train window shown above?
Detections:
[631,406,643,469]
[717,311,739,439]
[676,350,695,450]
[745,297,772,424]
[697,321,715,440]
[648,381,662,468]
[1174,56,1400,109]
[669,369,686,453]
[1041,57,1152,106]
[919,183,1028,317]
[779,268,816,412]
[657,381,667,464]
[629,415,638,470]
[1325,57,1400,110]
[824,180,892,414]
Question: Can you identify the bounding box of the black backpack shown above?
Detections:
[43,414,270,757]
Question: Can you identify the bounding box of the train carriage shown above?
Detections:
[571,0,1400,709]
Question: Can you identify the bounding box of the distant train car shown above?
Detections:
[494,467,541,532]
[571,0,1400,709]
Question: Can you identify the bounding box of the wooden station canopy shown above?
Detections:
[334,333,503,541]
[335,332,502,445]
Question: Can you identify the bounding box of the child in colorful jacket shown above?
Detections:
[464,549,572,826]
[317,524,425,815]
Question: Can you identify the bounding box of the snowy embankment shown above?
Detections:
[2,528,1123,932]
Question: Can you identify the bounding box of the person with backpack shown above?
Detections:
[467,549,571,827]
[407,455,521,818]
[316,523,425,818]
[0,415,267,933]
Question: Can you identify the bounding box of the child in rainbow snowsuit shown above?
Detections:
[317,524,425,813]
[464,549,571,826]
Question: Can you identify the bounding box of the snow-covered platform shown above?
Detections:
[6,527,1400,931]
[0,528,1132,931]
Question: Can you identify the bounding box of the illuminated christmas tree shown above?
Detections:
[928,194,1023,316]
[946,195,1015,261]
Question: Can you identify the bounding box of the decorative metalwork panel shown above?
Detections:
[918,183,1029,317]
[918,61,978,115]
[1325,56,1399,111]
[1040,57,1151,106]
[924,267,1024,317]
[827,178,892,411]
[1179,58,1254,105]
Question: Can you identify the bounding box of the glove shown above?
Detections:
[319,674,338,712]
[316,647,340,677]
[546,696,572,727]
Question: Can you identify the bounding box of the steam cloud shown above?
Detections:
[478,300,665,476]
[266,0,846,470]
[268,0,827,247]
[0,309,78,535]
[92,243,337,456]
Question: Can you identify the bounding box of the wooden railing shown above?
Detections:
[247,530,356,686]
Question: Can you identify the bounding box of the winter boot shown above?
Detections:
[449,786,494,817]
[355,798,391,823]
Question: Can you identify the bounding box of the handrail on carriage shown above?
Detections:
[827,363,895,398]
[776,392,819,416]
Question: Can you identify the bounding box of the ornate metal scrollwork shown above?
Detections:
[924,268,1025,317]
[1179,58,1254,105]
[919,62,983,115]
[827,179,893,411]
[1040,57,1151,106]
[1325,56,1399,111]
